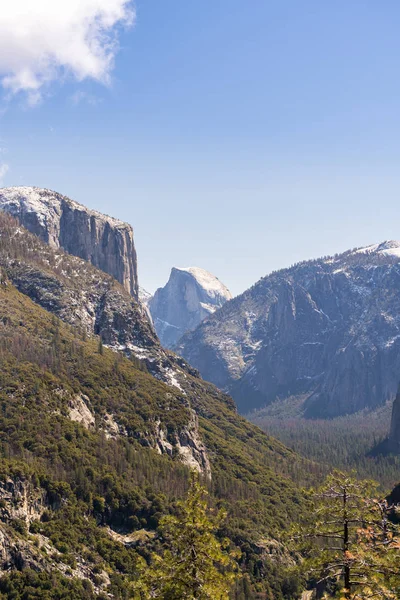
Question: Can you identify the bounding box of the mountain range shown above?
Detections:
[177,241,400,420]
[2,186,400,439]
[0,185,398,599]
[0,187,317,599]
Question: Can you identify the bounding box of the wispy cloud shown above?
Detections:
[70,91,102,106]
[0,1,135,104]
[0,162,9,184]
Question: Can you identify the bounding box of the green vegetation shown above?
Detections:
[294,471,400,599]
[1,213,397,598]
[0,281,316,598]
[250,406,400,490]
[136,471,239,599]
[0,571,99,600]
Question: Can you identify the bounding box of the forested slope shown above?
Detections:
[250,403,400,490]
[0,277,316,598]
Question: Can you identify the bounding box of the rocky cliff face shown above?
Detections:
[177,241,400,417]
[0,211,201,393]
[0,476,112,592]
[0,212,238,478]
[0,186,138,297]
[148,266,232,348]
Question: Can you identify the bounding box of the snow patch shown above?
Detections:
[0,186,130,230]
[175,266,232,300]
[384,335,400,348]
[165,368,184,392]
[139,287,152,305]
[353,240,400,259]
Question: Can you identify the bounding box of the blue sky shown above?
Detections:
[1,1,400,295]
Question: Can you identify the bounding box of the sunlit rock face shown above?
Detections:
[177,241,400,417]
[148,266,232,348]
[0,186,138,298]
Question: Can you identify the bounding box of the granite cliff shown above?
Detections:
[0,210,204,398]
[177,241,400,417]
[149,266,232,348]
[0,212,312,598]
[0,186,138,297]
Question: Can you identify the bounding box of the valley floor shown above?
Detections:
[248,400,400,491]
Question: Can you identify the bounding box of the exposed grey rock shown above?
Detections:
[105,526,156,548]
[0,212,216,474]
[68,394,95,429]
[0,186,138,297]
[154,410,211,478]
[0,477,111,592]
[102,413,125,439]
[0,478,46,527]
[0,211,195,387]
[149,266,232,348]
[177,241,400,417]
[175,410,212,478]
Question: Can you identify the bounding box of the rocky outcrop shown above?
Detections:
[0,212,217,477]
[0,477,111,592]
[149,266,232,348]
[0,210,171,377]
[0,478,46,528]
[177,241,400,417]
[155,411,211,478]
[68,394,95,429]
[175,410,212,477]
[0,186,138,297]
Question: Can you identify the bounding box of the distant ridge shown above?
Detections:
[177,240,400,417]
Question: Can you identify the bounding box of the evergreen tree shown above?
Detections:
[134,470,239,599]
[294,470,400,599]
[354,498,400,599]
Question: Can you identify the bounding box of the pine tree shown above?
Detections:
[294,470,400,599]
[134,470,239,599]
[354,498,400,599]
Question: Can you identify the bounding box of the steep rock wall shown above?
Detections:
[177,241,400,417]
[149,266,232,348]
[0,186,138,297]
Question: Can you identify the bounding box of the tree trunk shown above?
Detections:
[343,489,351,599]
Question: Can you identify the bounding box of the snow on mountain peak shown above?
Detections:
[0,186,129,230]
[148,267,232,348]
[174,266,232,299]
[0,186,139,297]
[139,287,152,305]
[354,240,400,258]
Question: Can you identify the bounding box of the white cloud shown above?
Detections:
[0,163,9,184]
[0,1,134,103]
